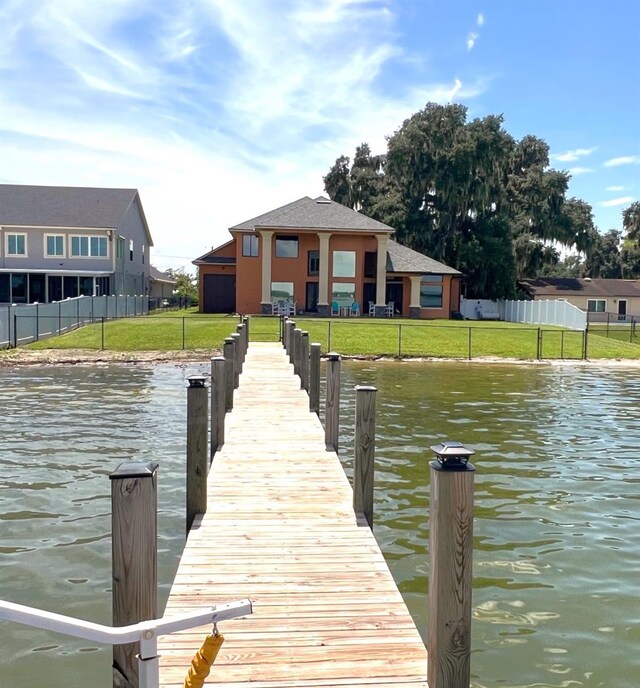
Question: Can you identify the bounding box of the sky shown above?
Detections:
[0,0,638,273]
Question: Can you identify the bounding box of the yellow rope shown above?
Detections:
[183,633,225,688]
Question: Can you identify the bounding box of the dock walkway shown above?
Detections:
[158,342,428,687]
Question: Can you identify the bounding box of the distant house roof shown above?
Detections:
[0,184,153,246]
[230,196,396,234]
[387,240,461,275]
[149,266,177,284]
[193,239,237,265]
[520,278,640,298]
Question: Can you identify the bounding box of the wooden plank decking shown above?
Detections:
[158,342,428,687]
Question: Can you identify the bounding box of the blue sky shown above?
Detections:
[0,0,638,272]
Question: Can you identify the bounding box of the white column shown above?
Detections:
[409,275,421,307]
[318,232,331,305]
[260,231,274,306]
[375,234,388,306]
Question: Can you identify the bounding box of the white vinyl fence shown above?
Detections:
[504,299,586,330]
[0,295,148,348]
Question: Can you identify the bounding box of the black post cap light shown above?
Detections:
[430,441,475,471]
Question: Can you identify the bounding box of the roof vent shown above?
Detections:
[316,197,331,204]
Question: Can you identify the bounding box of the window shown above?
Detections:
[116,236,126,260]
[271,282,294,300]
[587,299,606,312]
[308,250,319,276]
[95,276,110,296]
[333,251,356,278]
[420,275,443,308]
[242,235,259,257]
[364,251,377,278]
[129,239,134,261]
[45,235,65,257]
[11,273,27,302]
[63,276,79,299]
[6,233,26,256]
[275,235,298,258]
[0,274,9,302]
[141,244,145,264]
[79,276,94,296]
[332,282,355,305]
[71,236,108,257]
[48,275,62,301]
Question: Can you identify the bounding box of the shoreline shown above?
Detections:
[3,347,640,368]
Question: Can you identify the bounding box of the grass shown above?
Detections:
[22,311,640,360]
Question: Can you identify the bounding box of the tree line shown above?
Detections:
[323,102,639,297]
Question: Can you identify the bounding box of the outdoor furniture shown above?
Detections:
[331,301,340,316]
[350,302,360,317]
[385,301,395,318]
[368,301,376,317]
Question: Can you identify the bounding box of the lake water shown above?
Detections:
[1,360,639,687]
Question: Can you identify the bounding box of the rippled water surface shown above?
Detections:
[1,361,639,687]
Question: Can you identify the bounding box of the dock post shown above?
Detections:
[231,333,241,388]
[236,324,245,369]
[293,328,302,377]
[283,318,290,352]
[243,315,250,349]
[300,331,310,391]
[186,376,208,533]
[210,356,226,458]
[354,385,377,529]
[428,441,476,688]
[288,321,296,364]
[110,461,158,688]
[223,337,235,411]
[325,352,341,451]
[309,343,321,414]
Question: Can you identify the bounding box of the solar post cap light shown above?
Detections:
[430,441,475,470]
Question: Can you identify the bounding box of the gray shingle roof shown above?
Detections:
[0,183,144,231]
[149,266,177,283]
[230,196,396,233]
[387,240,461,275]
[520,278,640,298]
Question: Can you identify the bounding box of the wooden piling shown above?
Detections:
[300,331,310,391]
[110,461,158,688]
[223,337,235,412]
[353,385,376,529]
[325,352,341,451]
[186,376,208,532]
[231,333,241,388]
[293,328,302,377]
[309,343,321,414]
[287,321,296,364]
[236,324,245,370]
[210,356,226,458]
[428,451,476,688]
[243,315,250,348]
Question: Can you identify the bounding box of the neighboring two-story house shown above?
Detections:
[0,184,152,303]
[194,196,462,318]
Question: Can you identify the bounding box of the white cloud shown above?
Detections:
[601,196,634,207]
[551,147,597,162]
[606,185,625,191]
[568,167,594,175]
[467,32,478,51]
[477,13,484,26]
[604,155,640,167]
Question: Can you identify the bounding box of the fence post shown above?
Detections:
[288,321,296,365]
[182,317,186,350]
[231,333,241,388]
[560,330,564,359]
[58,301,61,335]
[186,376,208,533]
[110,461,158,688]
[353,385,376,529]
[300,331,310,391]
[328,320,332,351]
[35,303,39,342]
[583,328,588,360]
[293,328,302,377]
[398,324,402,358]
[325,352,341,451]
[223,337,235,411]
[309,343,321,414]
[210,356,226,459]
[428,441,476,688]
[13,313,17,348]
[468,327,472,360]
[536,327,542,360]
[101,317,105,350]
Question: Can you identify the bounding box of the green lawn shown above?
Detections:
[22,312,640,360]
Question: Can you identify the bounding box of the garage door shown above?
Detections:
[203,274,236,313]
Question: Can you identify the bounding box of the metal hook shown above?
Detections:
[212,622,220,637]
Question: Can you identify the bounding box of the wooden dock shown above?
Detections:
[158,342,428,687]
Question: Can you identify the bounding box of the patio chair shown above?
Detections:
[368,301,376,317]
[287,301,296,316]
[350,302,360,317]
[385,301,395,317]
[331,301,340,316]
